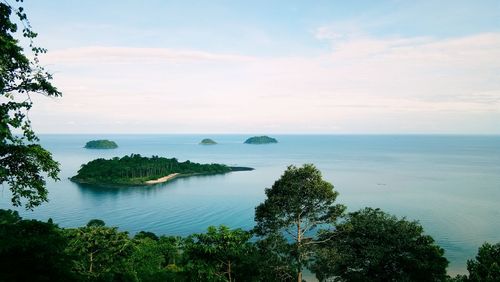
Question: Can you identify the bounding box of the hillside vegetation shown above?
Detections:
[84,140,118,149]
[71,154,233,186]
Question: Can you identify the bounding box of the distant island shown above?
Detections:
[200,138,217,145]
[84,139,118,149]
[244,136,278,144]
[70,154,253,186]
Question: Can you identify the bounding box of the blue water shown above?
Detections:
[1,134,499,275]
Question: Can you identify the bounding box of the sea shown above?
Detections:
[1,134,499,275]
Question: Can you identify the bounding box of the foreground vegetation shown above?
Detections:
[0,211,496,282]
[70,154,243,186]
[0,1,61,209]
[84,140,118,149]
[3,164,498,281]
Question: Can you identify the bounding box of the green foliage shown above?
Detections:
[448,275,468,282]
[183,225,255,281]
[254,164,345,236]
[251,233,298,281]
[134,230,159,241]
[0,210,74,281]
[71,154,232,186]
[84,140,118,149]
[0,1,61,209]
[156,236,184,267]
[3,208,493,281]
[312,207,449,282]
[130,238,168,281]
[200,138,217,145]
[0,209,21,224]
[254,164,345,280]
[244,136,278,144]
[87,219,106,227]
[466,242,500,282]
[129,235,185,281]
[65,225,135,281]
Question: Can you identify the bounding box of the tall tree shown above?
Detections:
[312,207,449,282]
[184,225,254,282]
[252,233,298,282]
[64,224,135,281]
[466,242,500,282]
[254,164,345,281]
[130,237,168,282]
[0,1,61,209]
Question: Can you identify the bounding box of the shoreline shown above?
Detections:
[144,173,180,185]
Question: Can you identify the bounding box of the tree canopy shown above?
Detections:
[0,210,74,281]
[466,242,500,282]
[65,224,135,281]
[0,1,61,209]
[200,138,217,145]
[184,225,255,281]
[254,164,345,281]
[71,154,232,186]
[312,207,449,282]
[84,140,118,149]
[244,136,278,144]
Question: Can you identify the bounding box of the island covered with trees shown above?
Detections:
[70,154,253,186]
[84,139,118,149]
[244,136,278,144]
[200,138,217,145]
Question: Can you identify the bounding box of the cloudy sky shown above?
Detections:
[20,0,500,134]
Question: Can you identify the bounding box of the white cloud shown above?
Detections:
[42,46,254,65]
[31,32,500,133]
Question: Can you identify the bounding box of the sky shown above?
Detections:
[15,0,500,133]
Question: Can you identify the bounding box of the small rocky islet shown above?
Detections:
[84,139,118,149]
[244,136,278,144]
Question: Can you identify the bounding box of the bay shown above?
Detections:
[1,134,499,275]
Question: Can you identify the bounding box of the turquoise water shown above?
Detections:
[1,134,499,275]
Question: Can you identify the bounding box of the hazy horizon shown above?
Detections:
[18,1,500,134]
[35,133,500,136]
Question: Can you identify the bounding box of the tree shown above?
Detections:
[183,225,254,281]
[312,207,449,282]
[252,233,298,282]
[0,1,61,209]
[466,242,500,282]
[129,233,185,281]
[64,225,135,281]
[134,230,159,241]
[254,164,345,282]
[0,209,75,281]
[86,219,106,227]
[130,237,168,282]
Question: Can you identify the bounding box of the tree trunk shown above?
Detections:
[89,252,93,273]
[228,260,232,282]
[297,217,302,282]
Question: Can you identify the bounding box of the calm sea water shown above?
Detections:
[1,134,499,275]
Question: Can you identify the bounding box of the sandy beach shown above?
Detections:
[144,173,180,185]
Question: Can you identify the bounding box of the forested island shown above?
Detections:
[84,139,118,149]
[200,138,217,145]
[244,136,278,144]
[70,154,253,186]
